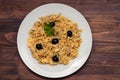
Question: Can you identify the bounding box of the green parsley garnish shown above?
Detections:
[44,22,55,36]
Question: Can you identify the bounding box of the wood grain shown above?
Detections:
[0,0,120,80]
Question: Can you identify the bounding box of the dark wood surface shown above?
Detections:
[0,0,120,80]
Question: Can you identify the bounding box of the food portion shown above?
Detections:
[27,14,82,65]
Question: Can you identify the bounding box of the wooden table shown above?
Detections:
[0,0,120,80]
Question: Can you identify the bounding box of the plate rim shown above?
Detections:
[17,3,92,78]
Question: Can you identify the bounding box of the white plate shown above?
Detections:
[17,3,92,78]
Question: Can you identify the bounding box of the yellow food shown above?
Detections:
[27,14,82,65]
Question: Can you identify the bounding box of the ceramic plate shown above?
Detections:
[17,3,92,78]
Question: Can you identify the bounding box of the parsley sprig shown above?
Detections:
[44,22,55,36]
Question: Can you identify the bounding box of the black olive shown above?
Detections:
[36,44,43,50]
[52,38,59,44]
[49,22,55,27]
[52,55,59,62]
[67,30,72,37]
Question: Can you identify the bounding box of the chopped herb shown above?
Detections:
[44,22,55,36]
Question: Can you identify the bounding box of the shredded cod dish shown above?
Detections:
[27,14,82,65]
